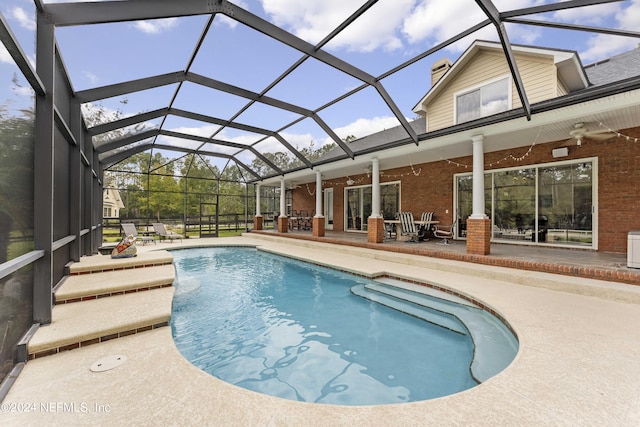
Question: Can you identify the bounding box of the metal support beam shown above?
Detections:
[88,108,168,136]
[501,0,625,18]
[45,0,227,26]
[311,113,355,159]
[186,72,313,117]
[33,12,55,324]
[0,13,45,95]
[503,18,640,39]
[95,129,159,154]
[475,0,531,120]
[374,82,418,144]
[69,99,83,262]
[75,72,184,103]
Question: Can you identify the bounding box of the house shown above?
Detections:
[259,40,640,255]
[102,188,124,218]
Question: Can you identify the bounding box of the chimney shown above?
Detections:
[431,58,452,86]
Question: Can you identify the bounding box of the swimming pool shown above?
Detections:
[170,247,518,406]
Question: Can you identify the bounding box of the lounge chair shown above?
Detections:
[152,223,182,242]
[434,218,457,245]
[121,223,155,245]
[398,212,420,242]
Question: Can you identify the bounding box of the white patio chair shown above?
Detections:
[121,223,155,245]
[398,212,420,242]
[434,218,457,245]
[152,223,182,242]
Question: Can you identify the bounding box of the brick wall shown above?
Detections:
[293,126,640,253]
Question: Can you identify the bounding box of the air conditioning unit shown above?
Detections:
[628,231,640,268]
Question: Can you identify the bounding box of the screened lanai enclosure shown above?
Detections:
[2,0,640,395]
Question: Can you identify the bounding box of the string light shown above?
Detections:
[598,121,639,142]
[305,183,315,196]
[441,126,543,168]
[297,121,636,193]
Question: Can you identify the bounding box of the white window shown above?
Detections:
[455,77,510,124]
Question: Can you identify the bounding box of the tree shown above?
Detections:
[0,104,34,263]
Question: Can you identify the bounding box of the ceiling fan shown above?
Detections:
[568,122,617,146]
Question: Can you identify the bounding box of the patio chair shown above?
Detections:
[384,219,397,240]
[434,218,457,245]
[419,211,434,241]
[152,223,182,242]
[121,223,155,245]
[398,212,420,242]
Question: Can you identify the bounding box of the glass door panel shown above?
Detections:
[456,175,472,238]
[324,188,333,230]
[346,188,361,231]
[362,187,372,231]
[538,162,593,246]
[381,183,400,219]
[492,168,536,241]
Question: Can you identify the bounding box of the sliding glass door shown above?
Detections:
[345,182,400,232]
[455,158,596,247]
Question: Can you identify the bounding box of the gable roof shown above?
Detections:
[411,40,589,115]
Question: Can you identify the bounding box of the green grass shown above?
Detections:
[102,227,246,243]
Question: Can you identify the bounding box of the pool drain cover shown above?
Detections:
[90,354,127,372]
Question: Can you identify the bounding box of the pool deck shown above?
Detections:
[3,235,640,426]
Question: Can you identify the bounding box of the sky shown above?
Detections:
[2,0,639,172]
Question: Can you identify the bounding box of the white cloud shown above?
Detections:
[566,0,640,62]
[325,0,415,52]
[83,71,100,84]
[168,124,219,139]
[9,7,35,31]
[0,44,14,64]
[322,116,402,146]
[261,0,414,52]
[402,0,541,52]
[260,0,551,55]
[132,18,178,34]
[552,1,620,25]
[280,131,315,149]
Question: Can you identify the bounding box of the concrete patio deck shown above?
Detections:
[2,235,640,426]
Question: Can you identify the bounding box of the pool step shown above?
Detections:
[55,264,175,303]
[372,277,479,308]
[350,284,467,335]
[352,281,519,382]
[67,250,173,275]
[28,287,174,359]
[27,251,176,360]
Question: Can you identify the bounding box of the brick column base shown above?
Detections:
[367,217,385,244]
[466,217,491,255]
[312,216,325,237]
[277,217,288,233]
[253,215,263,231]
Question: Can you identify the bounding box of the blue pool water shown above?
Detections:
[170,247,516,405]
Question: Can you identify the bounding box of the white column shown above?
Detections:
[470,135,488,219]
[279,178,287,217]
[370,158,381,218]
[314,171,323,217]
[255,184,261,216]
